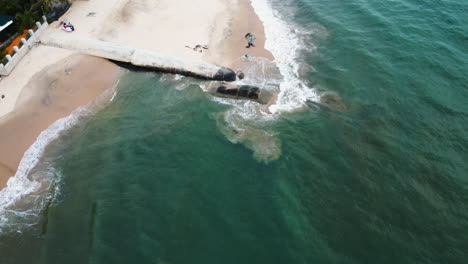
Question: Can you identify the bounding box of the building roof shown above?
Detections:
[0,15,14,33]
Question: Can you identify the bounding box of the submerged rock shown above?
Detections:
[206,81,277,104]
[319,92,347,111]
[216,84,260,100]
[236,70,245,80]
[213,67,237,82]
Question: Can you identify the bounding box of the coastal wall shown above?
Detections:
[41,37,237,81]
[0,16,48,76]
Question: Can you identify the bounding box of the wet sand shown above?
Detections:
[0,56,121,188]
[210,0,274,68]
[0,0,273,189]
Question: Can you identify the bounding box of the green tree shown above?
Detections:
[2,0,69,31]
[35,0,68,13]
[15,9,36,30]
[0,0,22,16]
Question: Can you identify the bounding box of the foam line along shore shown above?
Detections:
[0,0,275,232]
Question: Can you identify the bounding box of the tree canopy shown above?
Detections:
[0,0,67,31]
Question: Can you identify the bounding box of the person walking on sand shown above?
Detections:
[245,33,256,48]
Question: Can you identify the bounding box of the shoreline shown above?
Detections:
[0,56,122,188]
[0,0,273,190]
[203,0,273,68]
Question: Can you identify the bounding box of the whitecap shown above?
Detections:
[250,0,322,114]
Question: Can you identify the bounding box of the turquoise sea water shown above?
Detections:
[1,0,468,263]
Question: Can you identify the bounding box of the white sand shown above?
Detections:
[0,46,74,118]
[98,0,233,64]
[0,0,272,188]
[0,0,238,118]
[43,0,235,64]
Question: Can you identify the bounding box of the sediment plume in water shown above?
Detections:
[210,0,333,161]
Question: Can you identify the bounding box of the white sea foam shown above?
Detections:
[0,84,119,234]
[110,80,120,102]
[209,0,326,161]
[174,74,185,81]
[0,107,91,233]
[250,0,321,114]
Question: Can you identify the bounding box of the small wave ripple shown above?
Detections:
[0,87,118,234]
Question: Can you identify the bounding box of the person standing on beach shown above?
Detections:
[245,33,256,48]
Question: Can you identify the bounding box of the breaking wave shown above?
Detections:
[210,0,328,161]
[250,0,322,114]
[0,87,118,234]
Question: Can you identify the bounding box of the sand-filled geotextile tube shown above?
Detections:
[41,37,237,81]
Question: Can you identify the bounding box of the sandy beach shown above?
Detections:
[0,0,274,189]
[0,56,121,187]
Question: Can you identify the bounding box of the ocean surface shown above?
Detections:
[1,0,467,263]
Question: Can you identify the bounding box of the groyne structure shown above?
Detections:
[0,16,48,76]
[41,37,237,82]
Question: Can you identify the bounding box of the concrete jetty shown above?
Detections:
[41,36,237,81]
